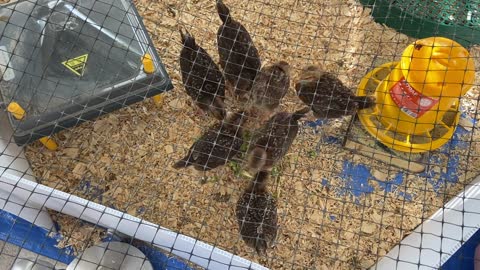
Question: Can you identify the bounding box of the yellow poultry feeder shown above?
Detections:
[357,37,476,153]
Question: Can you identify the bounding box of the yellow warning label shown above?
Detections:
[62,54,88,76]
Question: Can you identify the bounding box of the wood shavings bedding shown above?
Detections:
[49,211,106,254]
[24,0,480,269]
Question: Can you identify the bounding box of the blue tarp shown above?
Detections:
[0,209,75,263]
[441,228,480,270]
[0,209,194,270]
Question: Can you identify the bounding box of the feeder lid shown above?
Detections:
[400,37,476,97]
[0,0,173,145]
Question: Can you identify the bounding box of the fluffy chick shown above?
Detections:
[246,107,310,174]
[236,171,278,256]
[216,0,262,100]
[249,61,291,121]
[295,65,376,119]
[179,29,226,120]
[173,111,246,171]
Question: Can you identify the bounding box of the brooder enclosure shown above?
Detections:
[1,0,480,269]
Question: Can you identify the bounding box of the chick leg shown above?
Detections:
[315,123,332,154]
[199,171,208,184]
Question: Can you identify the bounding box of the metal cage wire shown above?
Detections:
[0,0,479,270]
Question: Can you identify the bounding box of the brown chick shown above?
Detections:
[216,0,262,100]
[179,29,227,120]
[295,65,376,119]
[246,107,311,174]
[236,171,278,256]
[249,61,291,121]
[173,111,246,171]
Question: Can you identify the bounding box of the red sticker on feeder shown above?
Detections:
[389,77,439,118]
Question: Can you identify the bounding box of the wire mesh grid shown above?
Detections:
[0,0,479,269]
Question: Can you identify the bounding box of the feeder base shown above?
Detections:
[343,117,426,173]
[357,62,461,153]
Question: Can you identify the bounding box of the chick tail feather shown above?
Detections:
[172,157,192,169]
[216,0,232,24]
[255,242,268,257]
[179,28,196,49]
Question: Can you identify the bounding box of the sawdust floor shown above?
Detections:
[25,0,480,269]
